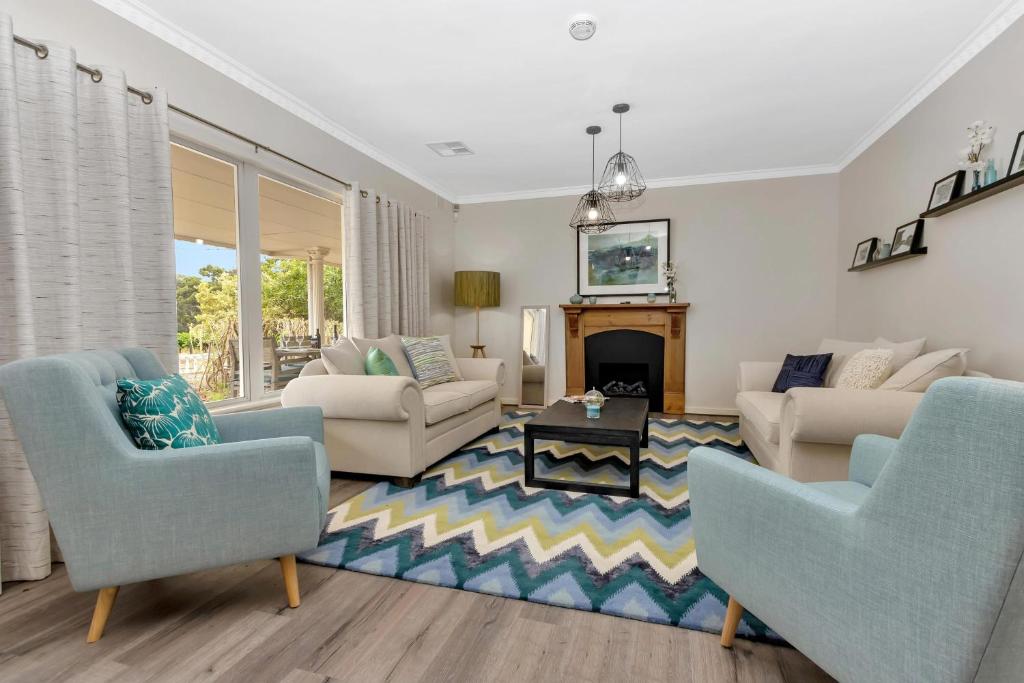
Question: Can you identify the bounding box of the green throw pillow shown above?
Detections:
[365,346,399,376]
[116,374,222,450]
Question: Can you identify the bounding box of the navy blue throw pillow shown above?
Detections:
[772,353,833,393]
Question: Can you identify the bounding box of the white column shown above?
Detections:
[306,247,329,337]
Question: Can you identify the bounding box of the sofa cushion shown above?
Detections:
[772,353,832,392]
[116,374,222,449]
[353,335,414,377]
[441,380,499,409]
[872,337,926,372]
[421,387,471,425]
[835,349,894,389]
[401,335,460,388]
[736,391,785,445]
[365,347,400,376]
[879,348,968,392]
[817,338,880,387]
[321,337,365,375]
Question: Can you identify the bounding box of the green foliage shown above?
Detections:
[177,332,195,350]
[176,275,201,332]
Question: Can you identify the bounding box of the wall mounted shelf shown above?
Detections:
[848,248,927,272]
[921,171,1024,218]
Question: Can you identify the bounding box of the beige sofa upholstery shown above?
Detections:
[282,356,505,478]
[736,360,989,481]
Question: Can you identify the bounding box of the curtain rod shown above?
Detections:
[13,33,353,192]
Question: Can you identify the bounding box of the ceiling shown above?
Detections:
[102,0,1022,203]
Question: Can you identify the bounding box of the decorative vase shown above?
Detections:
[646,293,657,303]
[668,288,677,304]
[971,169,982,192]
[570,293,583,304]
[984,159,998,186]
[588,296,597,304]
[879,242,892,259]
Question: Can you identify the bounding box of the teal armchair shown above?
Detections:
[0,349,329,642]
[690,377,1024,682]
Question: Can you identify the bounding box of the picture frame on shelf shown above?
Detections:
[851,237,878,269]
[890,219,924,256]
[1009,130,1024,177]
[577,219,671,297]
[927,170,965,211]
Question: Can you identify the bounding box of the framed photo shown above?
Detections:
[1009,130,1024,178]
[851,237,878,268]
[927,170,965,211]
[890,219,924,256]
[577,219,670,297]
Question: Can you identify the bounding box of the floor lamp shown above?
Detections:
[454,271,500,358]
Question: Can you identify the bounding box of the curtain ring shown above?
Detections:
[140,92,153,105]
[34,44,49,59]
[90,69,103,83]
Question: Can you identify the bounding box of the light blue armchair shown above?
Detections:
[690,377,1024,683]
[0,349,329,642]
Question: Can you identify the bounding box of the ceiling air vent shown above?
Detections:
[427,141,474,157]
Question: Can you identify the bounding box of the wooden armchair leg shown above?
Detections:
[86,586,120,643]
[279,555,301,608]
[720,596,743,648]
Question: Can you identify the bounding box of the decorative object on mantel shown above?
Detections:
[570,126,616,233]
[890,219,924,257]
[984,159,998,187]
[569,293,584,304]
[577,219,670,297]
[588,296,597,304]
[927,170,965,211]
[663,261,678,303]
[598,103,647,202]
[1009,130,1024,177]
[646,293,657,303]
[851,237,878,268]
[454,270,500,357]
[959,121,994,193]
[874,241,892,260]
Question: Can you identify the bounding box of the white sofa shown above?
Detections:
[282,336,504,484]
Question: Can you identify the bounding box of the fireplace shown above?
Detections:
[585,330,664,412]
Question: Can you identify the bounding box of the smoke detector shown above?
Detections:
[427,141,474,157]
[568,14,597,41]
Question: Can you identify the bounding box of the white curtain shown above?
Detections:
[0,14,176,584]
[343,184,430,339]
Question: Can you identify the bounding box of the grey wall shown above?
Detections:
[455,176,840,412]
[0,0,456,336]
[836,17,1024,380]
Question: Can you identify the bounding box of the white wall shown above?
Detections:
[836,17,1024,380]
[0,0,456,335]
[455,175,839,413]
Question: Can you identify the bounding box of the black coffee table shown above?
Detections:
[524,397,649,498]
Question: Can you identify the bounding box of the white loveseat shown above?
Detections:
[282,335,504,484]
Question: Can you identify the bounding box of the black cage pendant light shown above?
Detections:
[570,126,616,234]
[599,103,646,201]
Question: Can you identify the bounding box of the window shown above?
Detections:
[171,142,345,406]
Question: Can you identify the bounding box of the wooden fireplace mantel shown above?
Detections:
[559,303,689,415]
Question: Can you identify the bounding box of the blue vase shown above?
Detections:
[984,159,998,186]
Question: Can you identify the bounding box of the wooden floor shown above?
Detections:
[0,450,834,682]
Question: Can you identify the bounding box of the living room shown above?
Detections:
[0,1,1022,682]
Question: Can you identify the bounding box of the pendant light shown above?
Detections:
[599,103,646,201]
[571,126,616,233]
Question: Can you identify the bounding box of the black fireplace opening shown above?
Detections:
[584,330,664,412]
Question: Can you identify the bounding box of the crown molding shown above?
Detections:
[456,163,841,205]
[836,0,1024,170]
[90,0,457,202]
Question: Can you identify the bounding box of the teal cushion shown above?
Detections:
[116,374,222,449]
[365,347,399,376]
[401,335,458,388]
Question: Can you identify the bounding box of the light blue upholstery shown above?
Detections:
[690,377,1024,683]
[0,348,329,592]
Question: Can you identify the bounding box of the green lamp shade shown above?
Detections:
[454,271,500,308]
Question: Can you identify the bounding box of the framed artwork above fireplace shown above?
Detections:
[577,219,671,297]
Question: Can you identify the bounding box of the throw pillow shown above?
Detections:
[772,353,833,393]
[365,346,400,376]
[817,338,879,387]
[321,337,366,375]
[872,337,926,372]
[835,349,895,389]
[401,335,460,388]
[116,374,222,450]
[879,348,968,392]
[436,334,463,380]
[352,335,415,377]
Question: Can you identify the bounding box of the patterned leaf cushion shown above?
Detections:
[401,335,460,388]
[116,374,222,449]
[772,353,833,393]
[365,346,400,376]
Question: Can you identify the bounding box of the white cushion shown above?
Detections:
[817,338,880,387]
[872,337,926,372]
[320,337,365,375]
[835,349,894,389]
[879,348,968,392]
[421,387,470,424]
[352,335,414,377]
[441,380,499,409]
[736,391,785,445]
[437,334,464,380]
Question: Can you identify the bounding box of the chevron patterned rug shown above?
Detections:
[299,412,782,642]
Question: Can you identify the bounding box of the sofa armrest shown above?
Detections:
[782,388,924,445]
[214,406,324,444]
[281,374,422,421]
[457,357,506,385]
[849,434,898,487]
[737,361,783,393]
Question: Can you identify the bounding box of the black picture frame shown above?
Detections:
[1008,130,1024,178]
[576,219,671,298]
[890,219,924,257]
[851,237,878,268]
[927,170,965,211]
